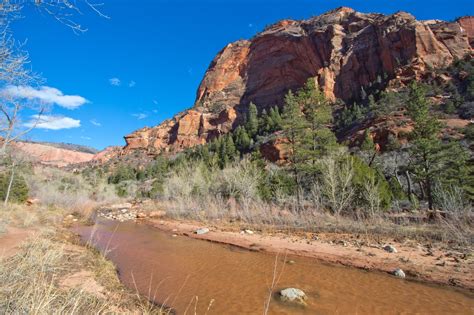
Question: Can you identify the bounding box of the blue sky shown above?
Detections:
[10,0,474,150]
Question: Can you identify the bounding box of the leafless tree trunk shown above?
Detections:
[4,159,15,206]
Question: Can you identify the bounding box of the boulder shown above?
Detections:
[279,288,307,305]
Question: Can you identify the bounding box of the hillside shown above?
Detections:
[13,142,95,167]
[122,7,473,156]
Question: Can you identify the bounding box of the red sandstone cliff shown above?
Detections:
[123,8,473,156]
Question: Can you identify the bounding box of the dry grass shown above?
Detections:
[159,197,473,248]
[27,166,121,220]
[0,228,164,314]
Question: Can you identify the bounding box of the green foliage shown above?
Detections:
[351,156,392,209]
[234,126,252,153]
[463,123,474,141]
[337,103,366,130]
[360,129,375,152]
[258,106,283,135]
[388,177,406,201]
[405,82,471,208]
[0,172,29,203]
[246,102,259,138]
[108,164,136,184]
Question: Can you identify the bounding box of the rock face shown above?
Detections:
[124,7,473,155]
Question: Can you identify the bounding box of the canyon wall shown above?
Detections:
[124,7,473,155]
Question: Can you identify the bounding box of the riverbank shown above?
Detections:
[144,217,474,291]
[0,205,164,314]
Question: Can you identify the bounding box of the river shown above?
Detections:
[75,219,474,314]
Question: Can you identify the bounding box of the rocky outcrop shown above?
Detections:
[123,107,238,154]
[124,7,473,155]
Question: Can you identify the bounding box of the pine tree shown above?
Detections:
[225,134,237,160]
[234,126,251,152]
[269,106,283,131]
[246,102,259,138]
[258,108,273,135]
[298,78,337,177]
[405,82,470,210]
[217,137,228,168]
[281,89,309,208]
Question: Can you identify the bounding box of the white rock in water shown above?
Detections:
[384,245,398,253]
[196,228,210,235]
[393,268,406,278]
[280,288,307,305]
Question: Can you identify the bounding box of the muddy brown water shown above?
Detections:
[75,219,474,314]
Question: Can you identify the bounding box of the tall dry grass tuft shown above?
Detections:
[0,230,164,314]
[0,234,110,314]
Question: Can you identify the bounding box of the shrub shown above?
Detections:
[352,156,392,210]
[0,172,29,204]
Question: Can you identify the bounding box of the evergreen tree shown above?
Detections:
[405,82,469,209]
[281,90,309,207]
[258,108,274,135]
[298,78,337,177]
[216,137,228,168]
[269,106,283,131]
[225,134,237,160]
[246,102,259,138]
[234,126,251,153]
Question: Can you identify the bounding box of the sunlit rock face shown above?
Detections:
[124,7,473,155]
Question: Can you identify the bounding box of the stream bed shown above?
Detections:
[75,219,474,314]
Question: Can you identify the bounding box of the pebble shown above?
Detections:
[393,268,406,278]
[196,228,210,235]
[384,245,398,253]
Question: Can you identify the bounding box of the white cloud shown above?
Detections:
[90,119,101,127]
[81,136,92,140]
[109,77,121,86]
[132,113,148,120]
[152,109,158,114]
[152,100,158,105]
[1,85,88,109]
[128,80,136,88]
[24,115,81,130]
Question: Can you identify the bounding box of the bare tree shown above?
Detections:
[0,0,107,205]
[0,32,44,156]
[319,149,354,216]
